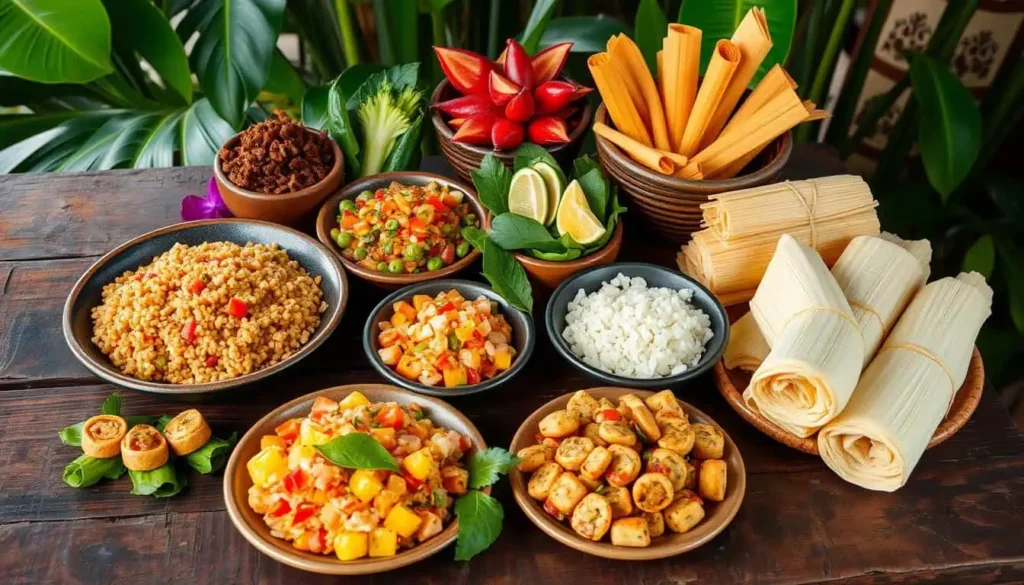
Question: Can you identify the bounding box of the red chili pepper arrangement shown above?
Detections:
[433,40,592,150]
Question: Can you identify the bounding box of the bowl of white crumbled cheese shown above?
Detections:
[545,263,728,387]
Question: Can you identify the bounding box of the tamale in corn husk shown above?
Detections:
[818,273,992,491]
[723,312,770,371]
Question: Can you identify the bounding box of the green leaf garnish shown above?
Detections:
[454,490,504,561]
[481,238,533,313]
[63,455,127,488]
[316,433,401,471]
[577,167,609,221]
[488,213,565,253]
[186,432,238,474]
[467,447,520,489]
[129,462,188,498]
[101,393,122,416]
[472,154,512,216]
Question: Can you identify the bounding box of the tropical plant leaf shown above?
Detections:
[908,52,982,200]
[0,113,114,173]
[180,98,235,166]
[56,114,155,171]
[962,234,995,278]
[390,0,420,65]
[0,113,79,150]
[0,73,95,108]
[371,0,396,65]
[677,0,797,85]
[539,16,632,53]
[134,110,185,168]
[286,0,346,78]
[264,49,308,107]
[521,0,560,54]
[634,0,668,72]
[0,0,114,83]
[301,85,330,130]
[182,0,287,128]
[101,0,192,103]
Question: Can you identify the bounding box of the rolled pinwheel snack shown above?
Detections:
[163,409,212,456]
[121,424,170,471]
[80,415,128,458]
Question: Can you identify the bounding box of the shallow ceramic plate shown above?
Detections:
[545,263,729,388]
[63,219,347,395]
[509,387,746,561]
[363,279,535,397]
[224,383,487,575]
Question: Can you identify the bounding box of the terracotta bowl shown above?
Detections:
[594,104,792,244]
[315,172,488,289]
[509,387,746,560]
[511,221,624,290]
[215,128,344,226]
[224,383,488,575]
[430,78,593,185]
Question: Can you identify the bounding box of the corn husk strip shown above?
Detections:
[662,24,702,152]
[594,123,675,174]
[723,312,769,371]
[609,34,671,152]
[677,40,741,156]
[589,52,652,146]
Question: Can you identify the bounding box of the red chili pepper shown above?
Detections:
[433,94,499,118]
[227,297,248,319]
[441,244,456,264]
[466,367,481,385]
[268,499,291,517]
[504,89,535,123]
[491,118,525,151]
[503,39,534,89]
[488,70,520,106]
[434,46,493,96]
[375,405,405,430]
[600,408,621,421]
[292,502,317,524]
[426,196,447,212]
[181,319,197,344]
[205,355,219,367]
[531,42,573,84]
[188,278,206,294]
[527,116,570,145]
[275,419,300,442]
[534,80,578,115]
[451,114,497,146]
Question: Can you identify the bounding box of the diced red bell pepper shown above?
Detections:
[375,405,405,430]
[375,189,385,200]
[275,419,301,442]
[426,196,447,212]
[402,471,424,491]
[409,217,429,237]
[292,502,317,524]
[268,499,291,517]
[438,301,455,313]
[458,434,472,452]
[466,367,481,385]
[441,244,455,264]
[340,211,358,229]
[313,528,329,553]
[227,297,248,319]
[205,355,219,367]
[283,468,308,494]
[188,278,206,294]
[600,408,621,421]
[181,319,197,344]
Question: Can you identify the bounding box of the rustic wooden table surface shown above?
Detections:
[1,147,1023,585]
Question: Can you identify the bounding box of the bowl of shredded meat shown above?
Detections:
[215,111,344,225]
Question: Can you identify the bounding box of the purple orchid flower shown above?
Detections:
[181,178,233,221]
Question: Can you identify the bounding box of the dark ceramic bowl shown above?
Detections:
[363,279,535,397]
[316,172,488,289]
[63,219,348,395]
[545,263,728,388]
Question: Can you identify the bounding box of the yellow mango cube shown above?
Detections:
[349,469,384,503]
[442,365,467,388]
[246,447,288,488]
[412,295,433,311]
[260,435,287,450]
[454,322,476,342]
[299,419,331,446]
[288,444,317,468]
[384,504,423,538]
[402,447,435,481]
[386,473,407,495]
[369,528,399,557]
[312,489,327,506]
[334,531,368,561]
[338,391,371,409]
[373,489,402,517]
[494,349,512,371]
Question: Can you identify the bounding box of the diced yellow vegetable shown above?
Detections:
[394,300,417,320]
[338,391,371,409]
[369,527,399,557]
[443,365,467,388]
[334,532,369,561]
[403,448,435,481]
[288,444,317,468]
[378,345,402,366]
[384,504,423,538]
[350,469,384,503]
[459,348,482,370]
[370,427,396,450]
[373,489,402,517]
[313,489,327,506]
[299,419,331,446]
[396,355,423,380]
[386,474,407,495]
[494,349,512,371]
[261,435,287,450]
[390,312,408,327]
[412,295,433,311]
[454,322,476,342]
[247,447,289,488]
[293,531,312,551]
[446,289,464,303]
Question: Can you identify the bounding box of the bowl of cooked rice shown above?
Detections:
[544,263,728,388]
[63,219,348,394]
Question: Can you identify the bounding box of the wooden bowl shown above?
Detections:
[511,221,624,290]
[713,349,985,455]
[224,383,488,575]
[215,129,344,226]
[594,104,792,244]
[430,78,593,185]
[315,172,488,289]
[509,387,746,560]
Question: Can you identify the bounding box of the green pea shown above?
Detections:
[335,232,354,248]
[403,244,424,261]
[456,241,471,258]
[441,223,454,235]
[385,218,399,231]
[329,228,340,240]
[356,190,374,201]
[382,240,394,254]
[460,213,477,227]
[388,259,404,273]
[353,247,368,261]
[339,199,357,213]
[376,261,388,272]
[427,257,444,271]
[360,230,378,244]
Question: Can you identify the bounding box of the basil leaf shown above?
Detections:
[59,415,158,447]
[572,154,602,181]
[529,248,582,261]
[455,490,504,561]
[186,432,238,474]
[482,238,533,313]
[472,154,512,216]
[584,189,627,253]
[101,393,122,416]
[63,454,127,488]
[129,462,187,498]
[382,112,423,173]
[489,213,565,253]
[328,76,362,177]
[316,433,401,471]
[577,167,609,221]
[461,226,489,251]
[467,447,520,489]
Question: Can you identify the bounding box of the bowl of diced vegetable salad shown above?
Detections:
[363,280,535,397]
[316,173,488,288]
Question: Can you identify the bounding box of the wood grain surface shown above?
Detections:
[1,147,1022,585]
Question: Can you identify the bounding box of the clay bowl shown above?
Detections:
[430,78,593,185]
[510,387,746,560]
[63,219,347,395]
[224,383,487,574]
[316,172,488,289]
[215,128,344,225]
[511,221,624,290]
[594,104,792,244]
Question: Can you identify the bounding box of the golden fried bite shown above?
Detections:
[162,409,212,456]
[602,485,633,518]
[698,459,727,502]
[528,461,563,500]
[604,444,641,487]
[579,446,612,481]
[594,398,622,422]
[645,447,689,491]
[121,424,169,471]
[658,423,695,456]
[582,422,608,447]
[555,437,595,471]
[538,409,580,438]
[684,459,698,490]
[81,415,128,459]
[610,517,651,547]
[545,472,589,516]
[516,444,553,472]
[642,511,665,537]
[645,390,686,418]
[578,473,603,491]
[619,394,661,442]
[632,472,675,513]
[567,390,601,423]
[655,408,689,432]
[692,423,725,459]
[664,490,705,533]
[570,493,613,541]
[598,420,638,447]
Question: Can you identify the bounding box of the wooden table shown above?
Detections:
[2,147,1023,585]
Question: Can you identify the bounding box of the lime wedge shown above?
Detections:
[532,161,564,226]
[508,168,549,224]
[556,180,606,245]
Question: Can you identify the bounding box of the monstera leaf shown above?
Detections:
[0,0,113,83]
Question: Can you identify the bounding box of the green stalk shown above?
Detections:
[975,58,1024,171]
[335,0,361,66]
[372,0,396,66]
[796,0,856,143]
[486,0,501,58]
[790,0,822,93]
[431,4,448,83]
